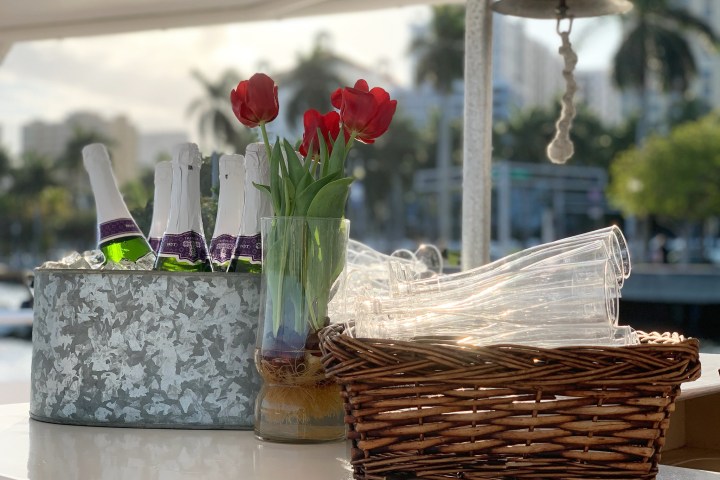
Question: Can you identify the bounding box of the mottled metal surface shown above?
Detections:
[30,269,261,429]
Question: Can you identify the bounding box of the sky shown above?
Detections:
[0,5,621,157]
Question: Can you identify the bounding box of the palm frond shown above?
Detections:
[661,7,720,47]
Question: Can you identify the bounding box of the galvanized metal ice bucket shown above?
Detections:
[30,269,261,429]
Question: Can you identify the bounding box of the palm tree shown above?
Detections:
[11,152,57,198]
[612,0,718,140]
[282,33,345,129]
[608,0,718,261]
[410,5,465,245]
[411,5,465,94]
[187,69,256,152]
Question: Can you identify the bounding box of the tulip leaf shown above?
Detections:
[296,170,313,196]
[318,131,330,178]
[282,175,295,216]
[306,177,354,219]
[302,149,314,173]
[294,171,341,217]
[283,139,305,187]
[327,133,347,176]
[274,141,290,181]
[253,181,272,199]
[269,140,283,216]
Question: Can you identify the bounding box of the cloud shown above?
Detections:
[0,6,428,154]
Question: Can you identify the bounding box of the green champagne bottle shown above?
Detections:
[209,154,245,272]
[82,143,155,266]
[154,143,212,272]
[228,143,272,273]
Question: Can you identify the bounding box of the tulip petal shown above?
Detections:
[341,88,377,134]
[300,109,341,157]
[364,99,397,139]
[247,73,279,123]
[330,87,343,110]
[354,79,369,92]
[369,87,391,104]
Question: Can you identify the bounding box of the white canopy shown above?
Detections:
[0,0,462,44]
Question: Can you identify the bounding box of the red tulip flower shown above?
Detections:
[331,79,397,144]
[230,73,279,128]
[299,109,342,157]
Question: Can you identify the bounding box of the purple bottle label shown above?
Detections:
[209,234,237,264]
[99,218,142,242]
[148,237,161,253]
[157,231,210,263]
[234,233,262,264]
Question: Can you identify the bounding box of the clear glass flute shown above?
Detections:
[355,260,619,338]
[389,227,630,296]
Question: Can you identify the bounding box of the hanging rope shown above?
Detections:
[547,17,577,164]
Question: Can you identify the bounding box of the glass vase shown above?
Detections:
[254,216,349,443]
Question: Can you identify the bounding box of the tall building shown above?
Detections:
[22,112,140,186]
[493,15,566,119]
[576,70,623,126]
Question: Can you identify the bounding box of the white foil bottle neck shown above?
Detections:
[82,143,134,225]
[148,160,173,239]
[212,154,246,239]
[165,143,205,236]
[240,142,273,236]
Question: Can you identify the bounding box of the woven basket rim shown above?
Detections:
[321,325,698,353]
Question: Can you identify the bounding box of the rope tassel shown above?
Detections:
[547,18,578,164]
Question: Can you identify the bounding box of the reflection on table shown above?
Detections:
[0,403,719,480]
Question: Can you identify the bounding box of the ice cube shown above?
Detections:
[119,253,156,271]
[82,250,105,269]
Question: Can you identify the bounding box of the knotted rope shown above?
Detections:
[547,18,577,164]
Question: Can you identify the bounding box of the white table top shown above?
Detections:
[0,403,719,480]
[679,353,720,401]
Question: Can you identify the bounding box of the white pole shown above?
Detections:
[462,0,494,270]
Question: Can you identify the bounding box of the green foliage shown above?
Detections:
[9,152,57,196]
[353,113,430,230]
[608,114,720,221]
[0,151,92,259]
[0,145,10,178]
[124,166,155,235]
[260,135,353,220]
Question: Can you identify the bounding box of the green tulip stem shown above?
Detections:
[259,122,273,163]
[344,131,358,163]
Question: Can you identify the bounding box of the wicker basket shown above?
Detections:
[319,326,700,480]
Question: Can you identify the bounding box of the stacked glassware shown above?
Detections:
[347,226,637,348]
